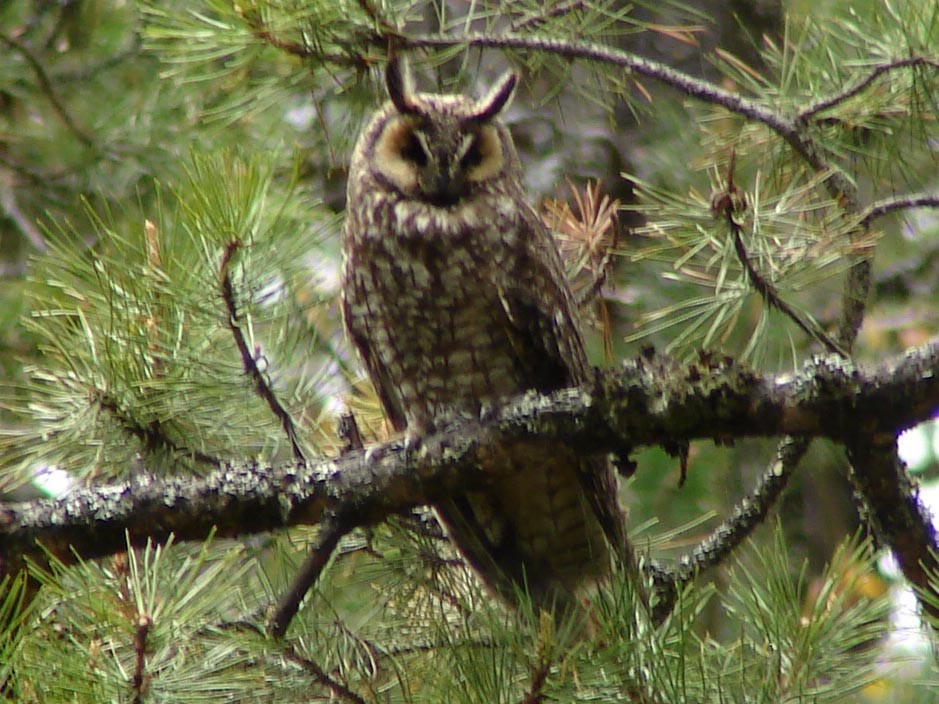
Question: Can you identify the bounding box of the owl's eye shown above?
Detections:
[460,137,483,170]
[400,131,428,166]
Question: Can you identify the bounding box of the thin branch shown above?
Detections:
[238,5,378,69]
[96,390,222,468]
[337,411,365,452]
[0,31,96,149]
[723,202,847,356]
[269,513,350,638]
[860,192,939,228]
[282,643,368,704]
[798,56,939,121]
[219,242,306,462]
[131,613,152,704]
[668,437,805,589]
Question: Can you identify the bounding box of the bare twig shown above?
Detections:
[338,411,365,452]
[712,166,847,356]
[860,192,939,228]
[282,642,368,704]
[669,437,805,589]
[219,242,306,462]
[0,31,96,149]
[132,613,152,704]
[798,56,939,121]
[269,513,349,638]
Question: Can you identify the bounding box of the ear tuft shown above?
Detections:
[386,56,419,115]
[471,71,518,123]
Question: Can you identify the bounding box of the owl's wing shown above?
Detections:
[343,312,409,434]
[498,206,590,392]
[499,206,635,571]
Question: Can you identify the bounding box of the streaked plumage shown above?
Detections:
[341,59,627,612]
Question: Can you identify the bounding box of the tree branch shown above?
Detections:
[3,344,938,576]
[798,56,939,121]
[860,192,939,228]
[0,32,96,150]
[220,241,306,462]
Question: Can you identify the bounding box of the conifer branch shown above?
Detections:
[96,390,222,468]
[711,159,848,356]
[3,344,939,577]
[861,192,939,228]
[282,642,368,704]
[798,56,939,121]
[219,242,306,462]
[729,221,845,355]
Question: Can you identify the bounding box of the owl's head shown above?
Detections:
[364,58,519,207]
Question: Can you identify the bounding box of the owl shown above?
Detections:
[341,58,631,615]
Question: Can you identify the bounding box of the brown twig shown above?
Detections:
[282,642,368,704]
[219,241,306,462]
[131,613,153,704]
[860,192,939,228]
[337,411,365,452]
[96,391,222,468]
[0,32,96,149]
[269,513,349,638]
[798,56,939,122]
[713,177,848,356]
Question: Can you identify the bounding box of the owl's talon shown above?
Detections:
[363,445,384,464]
[403,430,423,455]
[478,400,497,422]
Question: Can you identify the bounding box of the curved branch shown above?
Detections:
[861,192,939,228]
[0,32,96,149]
[798,56,939,121]
[219,242,306,462]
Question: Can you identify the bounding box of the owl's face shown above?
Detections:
[364,61,519,207]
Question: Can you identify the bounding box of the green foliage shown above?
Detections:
[0,0,937,701]
[2,151,337,485]
[2,526,899,702]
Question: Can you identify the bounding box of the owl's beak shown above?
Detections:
[424,172,464,207]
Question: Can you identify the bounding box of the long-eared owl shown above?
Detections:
[341,58,628,613]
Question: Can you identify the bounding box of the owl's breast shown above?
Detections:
[342,194,530,430]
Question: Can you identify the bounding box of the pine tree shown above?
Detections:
[1,1,938,701]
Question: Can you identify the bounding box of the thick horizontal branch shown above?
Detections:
[2,343,938,574]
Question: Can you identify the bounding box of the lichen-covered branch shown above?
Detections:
[2,343,938,579]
